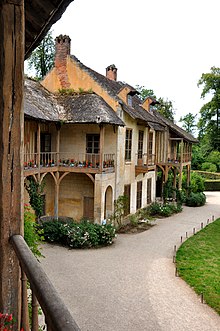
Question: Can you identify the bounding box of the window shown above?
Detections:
[136,181,142,210]
[124,184,131,216]
[41,133,51,152]
[125,129,132,161]
[138,130,144,159]
[127,94,132,107]
[86,134,100,154]
[147,178,152,204]
[148,131,153,165]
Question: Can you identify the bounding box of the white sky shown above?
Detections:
[28,0,220,122]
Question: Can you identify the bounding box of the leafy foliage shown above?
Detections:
[185,192,206,207]
[24,205,44,257]
[147,202,182,217]
[110,195,128,227]
[25,177,45,219]
[198,66,220,151]
[27,30,55,80]
[39,219,116,248]
[179,112,197,134]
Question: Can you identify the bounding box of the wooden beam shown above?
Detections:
[0,0,24,325]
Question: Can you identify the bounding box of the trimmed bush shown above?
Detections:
[185,192,206,207]
[204,180,220,191]
[39,219,116,248]
[201,162,217,173]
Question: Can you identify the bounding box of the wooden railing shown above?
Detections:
[24,153,115,171]
[136,153,156,167]
[11,235,80,331]
[156,152,192,164]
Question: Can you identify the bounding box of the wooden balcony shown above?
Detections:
[24,152,115,175]
[135,154,156,176]
[156,152,192,166]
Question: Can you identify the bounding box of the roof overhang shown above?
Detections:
[25,0,74,59]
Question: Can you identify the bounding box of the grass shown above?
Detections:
[176,218,220,315]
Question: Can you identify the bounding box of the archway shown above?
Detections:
[104,186,113,220]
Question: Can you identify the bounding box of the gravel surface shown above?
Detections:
[40,192,220,331]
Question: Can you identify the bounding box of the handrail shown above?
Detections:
[11,235,80,331]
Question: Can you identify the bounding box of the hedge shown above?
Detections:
[204,180,220,191]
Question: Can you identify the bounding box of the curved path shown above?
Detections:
[41,192,220,331]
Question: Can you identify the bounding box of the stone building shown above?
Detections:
[23,35,197,223]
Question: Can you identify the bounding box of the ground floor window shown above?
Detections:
[147,178,152,204]
[136,181,142,210]
[124,184,131,216]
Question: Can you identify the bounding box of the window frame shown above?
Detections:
[125,128,132,161]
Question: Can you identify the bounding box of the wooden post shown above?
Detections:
[173,167,177,200]
[37,123,41,175]
[187,164,191,187]
[99,125,105,172]
[54,172,59,220]
[0,0,24,325]
[56,125,60,166]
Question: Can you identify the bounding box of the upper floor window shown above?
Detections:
[125,129,132,161]
[127,94,133,107]
[86,134,100,154]
[138,130,144,159]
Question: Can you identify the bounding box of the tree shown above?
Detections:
[198,66,220,151]
[27,30,55,80]
[136,85,175,121]
[157,97,175,122]
[135,85,156,100]
[179,112,197,134]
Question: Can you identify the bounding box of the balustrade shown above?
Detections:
[11,235,80,331]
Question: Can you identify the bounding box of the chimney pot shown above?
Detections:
[106,64,117,81]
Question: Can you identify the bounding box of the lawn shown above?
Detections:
[176,218,220,315]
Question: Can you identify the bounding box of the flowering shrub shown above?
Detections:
[147,202,182,217]
[0,313,23,331]
[39,219,116,248]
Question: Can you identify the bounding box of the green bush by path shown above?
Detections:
[176,219,220,315]
[39,219,116,248]
[185,192,206,207]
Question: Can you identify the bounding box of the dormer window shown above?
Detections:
[127,94,132,107]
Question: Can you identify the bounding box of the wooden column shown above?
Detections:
[173,167,177,200]
[56,124,60,166]
[187,164,191,187]
[54,172,60,220]
[99,125,105,172]
[37,123,41,177]
[0,0,24,326]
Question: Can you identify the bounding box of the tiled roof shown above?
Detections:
[24,78,125,126]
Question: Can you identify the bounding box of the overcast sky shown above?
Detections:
[33,0,220,122]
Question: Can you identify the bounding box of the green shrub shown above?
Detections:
[204,180,220,191]
[147,202,182,217]
[40,219,116,248]
[201,162,217,173]
[147,202,161,216]
[24,204,44,257]
[182,172,205,193]
[185,192,206,207]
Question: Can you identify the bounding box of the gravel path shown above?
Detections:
[40,192,220,331]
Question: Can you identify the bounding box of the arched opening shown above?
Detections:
[104,186,113,220]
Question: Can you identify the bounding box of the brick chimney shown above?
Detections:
[55,35,71,88]
[106,64,117,81]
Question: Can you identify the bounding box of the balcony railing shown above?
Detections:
[136,153,156,167]
[24,153,115,172]
[156,152,192,164]
[11,235,80,331]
